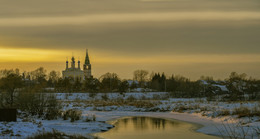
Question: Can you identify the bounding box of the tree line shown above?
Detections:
[0,67,259,104]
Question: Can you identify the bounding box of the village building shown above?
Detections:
[62,49,92,80]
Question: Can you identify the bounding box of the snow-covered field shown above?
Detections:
[0,92,259,138]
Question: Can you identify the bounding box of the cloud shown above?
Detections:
[0,20,259,55]
[0,12,259,27]
[0,0,259,79]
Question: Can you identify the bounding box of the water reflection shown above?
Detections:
[96,117,220,139]
[130,117,177,130]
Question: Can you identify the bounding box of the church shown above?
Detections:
[62,49,92,81]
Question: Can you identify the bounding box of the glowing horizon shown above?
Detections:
[0,0,259,80]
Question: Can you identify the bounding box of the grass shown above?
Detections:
[27,129,90,139]
[0,129,14,136]
[64,99,162,109]
[217,109,231,116]
[85,114,96,122]
[233,106,260,118]
[216,120,258,139]
[63,95,260,119]
[62,109,82,122]
[172,104,200,113]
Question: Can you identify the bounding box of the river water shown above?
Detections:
[96,116,220,139]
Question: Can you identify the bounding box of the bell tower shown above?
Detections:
[83,49,92,78]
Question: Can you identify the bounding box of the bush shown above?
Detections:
[232,107,260,118]
[101,94,109,101]
[17,90,61,119]
[89,93,97,98]
[152,94,161,100]
[17,91,46,116]
[63,109,82,122]
[126,95,136,102]
[44,95,62,120]
[85,114,96,122]
[217,109,230,116]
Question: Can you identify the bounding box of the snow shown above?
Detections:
[200,80,209,85]
[212,84,228,92]
[55,92,168,100]
[127,80,138,86]
[0,115,113,138]
[1,92,259,138]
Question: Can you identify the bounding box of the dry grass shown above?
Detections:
[27,129,89,139]
[172,104,200,113]
[62,109,82,122]
[65,98,162,109]
[233,106,260,118]
[217,109,231,116]
[216,120,257,139]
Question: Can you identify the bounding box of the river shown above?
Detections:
[95,116,220,139]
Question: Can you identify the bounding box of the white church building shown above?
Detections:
[62,49,92,81]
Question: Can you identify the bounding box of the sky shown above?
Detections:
[0,0,259,80]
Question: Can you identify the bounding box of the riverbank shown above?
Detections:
[95,116,220,139]
[0,92,259,138]
[86,111,223,137]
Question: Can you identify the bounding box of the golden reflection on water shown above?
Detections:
[97,117,220,139]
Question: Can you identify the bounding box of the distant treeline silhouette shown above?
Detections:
[0,67,259,103]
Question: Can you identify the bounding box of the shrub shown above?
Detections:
[17,91,46,116]
[44,94,62,120]
[89,93,97,98]
[141,95,147,100]
[85,114,96,122]
[254,127,260,136]
[172,105,188,113]
[126,95,136,102]
[63,109,82,122]
[17,91,61,120]
[152,94,161,100]
[1,129,14,136]
[233,107,251,118]
[101,94,109,101]
[216,120,258,139]
[217,109,230,116]
[92,114,96,121]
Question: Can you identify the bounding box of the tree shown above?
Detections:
[31,67,47,82]
[243,77,260,101]
[99,72,121,92]
[73,77,82,92]
[130,80,138,90]
[48,70,61,88]
[0,68,20,78]
[133,70,149,88]
[0,73,23,107]
[200,75,214,82]
[150,73,166,91]
[31,67,48,91]
[119,80,129,93]
[83,77,100,93]
[165,75,176,92]
[226,72,247,101]
[61,77,73,93]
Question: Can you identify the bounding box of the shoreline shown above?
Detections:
[87,111,223,138]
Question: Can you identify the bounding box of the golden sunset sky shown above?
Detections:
[0,0,259,80]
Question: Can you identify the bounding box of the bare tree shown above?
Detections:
[48,70,61,88]
[31,67,47,82]
[48,71,61,82]
[99,72,121,92]
[133,70,149,88]
[0,72,23,107]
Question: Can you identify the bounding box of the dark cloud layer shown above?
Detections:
[0,0,259,79]
[1,20,260,56]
